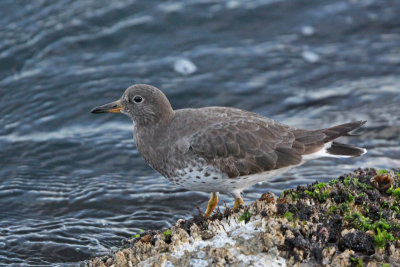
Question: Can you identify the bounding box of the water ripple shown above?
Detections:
[1,0,400,265]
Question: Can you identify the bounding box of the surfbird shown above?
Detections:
[91,84,367,217]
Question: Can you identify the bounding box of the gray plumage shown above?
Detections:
[91,84,367,197]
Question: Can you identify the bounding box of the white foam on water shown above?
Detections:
[301,25,315,36]
[302,50,320,63]
[173,58,197,75]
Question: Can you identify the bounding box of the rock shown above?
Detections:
[114,251,128,266]
[370,173,394,191]
[140,235,152,243]
[322,246,336,265]
[331,249,353,266]
[200,230,213,240]
[258,192,275,203]
[340,230,375,255]
[84,168,400,267]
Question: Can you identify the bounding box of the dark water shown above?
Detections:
[1,0,400,265]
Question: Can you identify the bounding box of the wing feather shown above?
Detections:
[188,118,302,178]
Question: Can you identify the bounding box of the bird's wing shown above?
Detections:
[188,118,305,178]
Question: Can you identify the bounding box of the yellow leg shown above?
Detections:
[232,197,244,211]
[204,192,219,218]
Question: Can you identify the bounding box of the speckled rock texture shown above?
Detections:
[84,168,400,267]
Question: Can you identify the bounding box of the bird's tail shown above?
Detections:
[326,141,367,157]
[321,120,367,157]
[320,120,366,142]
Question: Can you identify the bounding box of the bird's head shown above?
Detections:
[91,84,174,125]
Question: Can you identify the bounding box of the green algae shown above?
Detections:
[393,188,400,197]
[329,178,339,186]
[345,210,398,249]
[358,192,367,197]
[347,194,355,203]
[328,205,337,214]
[374,228,394,248]
[238,210,252,223]
[343,176,372,190]
[378,169,388,175]
[329,202,350,214]
[88,168,400,267]
[323,169,400,252]
[386,186,400,201]
[350,256,364,267]
[344,176,352,187]
[162,229,172,237]
[305,188,330,202]
[281,189,299,201]
[390,205,399,213]
[131,229,144,239]
[283,211,294,222]
[313,182,327,189]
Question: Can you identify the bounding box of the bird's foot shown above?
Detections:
[204,192,219,218]
[232,197,244,212]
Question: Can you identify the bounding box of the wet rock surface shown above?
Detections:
[84,168,400,266]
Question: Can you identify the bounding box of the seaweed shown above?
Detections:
[374,228,394,248]
[87,168,400,267]
[283,211,294,222]
[238,210,252,223]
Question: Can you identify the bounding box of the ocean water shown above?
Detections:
[0,0,400,265]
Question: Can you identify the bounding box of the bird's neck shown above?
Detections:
[134,110,174,127]
[133,117,172,172]
[133,111,174,147]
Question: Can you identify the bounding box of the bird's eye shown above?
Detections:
[132,96,143,103]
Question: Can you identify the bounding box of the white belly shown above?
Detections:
[169,164,296,193]
[167,141,361,194]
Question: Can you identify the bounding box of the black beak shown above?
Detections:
[91,100,123,114]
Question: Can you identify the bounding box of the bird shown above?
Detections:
[91,84,366,218]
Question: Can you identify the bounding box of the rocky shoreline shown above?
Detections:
[84,168,400,267]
